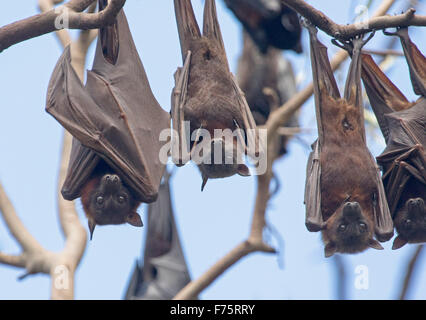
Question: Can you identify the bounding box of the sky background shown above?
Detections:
[0,0,425,299]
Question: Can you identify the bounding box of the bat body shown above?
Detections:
[124,172,191,300]
[304,23,393,257]
[359,28,426,249]
[173,0,258,190]
[224,0,302,53]
[46,2,170,238]
[237,31,298,156]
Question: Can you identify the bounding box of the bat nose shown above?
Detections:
[104,174,120,184]
[343,202,362,219]
[408,198,423,206]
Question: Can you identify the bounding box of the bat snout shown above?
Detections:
[101,174,122,193]
[406,198,424,210]
[342,202,362,219]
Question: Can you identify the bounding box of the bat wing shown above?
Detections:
[46,10,170,202]
[377,99,426,215]
[125,173,191,300]
[361,54,412,143]
[304,140,324,231]
[303,24,340,230]
[394,28,426,97]
[62,140,100,200]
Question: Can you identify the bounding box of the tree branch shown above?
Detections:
[399,245,424,300]
[0,0,125,52]
[281,0,426,41]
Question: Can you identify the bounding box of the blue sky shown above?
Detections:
[0,0,425,299]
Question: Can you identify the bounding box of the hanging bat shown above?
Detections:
[124,171,191,300]
[303,22,393,258]
[172,0,260,191]
[224,0,302,53]
[237,31,298,157]
[46,2,170,239]
[357,28,425,250]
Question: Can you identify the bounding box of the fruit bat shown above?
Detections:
[172,0,260,191]
[224,0,302,53]
[303,22,393,258]
[356,27,426,250]
[46,2,170,239]
[237,31,298,157]
[124,171,191,300]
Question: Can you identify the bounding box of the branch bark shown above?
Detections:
[281,0,426,41]
[0,0,124,52]
[399,245,424,300]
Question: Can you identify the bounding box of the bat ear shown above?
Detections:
[127,212,143,227]
[237,164,250,177]
[392,235,408,250]
[324,242,337,258]
[88,219,96,241]
[368,239,384,250]
[201,176,208,192]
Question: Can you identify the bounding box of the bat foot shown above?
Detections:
[301,18,317,36]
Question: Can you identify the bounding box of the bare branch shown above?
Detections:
[281,0,426,40]
[174,240,273,300]
[362,49,404,57]
[0,253,26,268]
[0,0,124,52]
[0,182,45,253]
[399,245,424,300]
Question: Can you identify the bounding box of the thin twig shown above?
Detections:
[0,0,124,52]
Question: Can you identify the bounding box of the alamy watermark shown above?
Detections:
[354,264,369,290]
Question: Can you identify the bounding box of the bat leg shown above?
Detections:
[172,51,192,167]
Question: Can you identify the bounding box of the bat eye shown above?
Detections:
[338,224,347,232]
[359,222,367,232]
[96,196,104,205]
[118,195,125,204]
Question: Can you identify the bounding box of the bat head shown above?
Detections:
[198,137,250,191]
[81,173,142,239]
[393,197,426,249]
[323,201,383,257]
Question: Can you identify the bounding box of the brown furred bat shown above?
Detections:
[303,22,393,258]
[46,2,170,239]
[172,0,259,191]
[237,31,298,157]
[224,0,302,53]
[357,28,426,249]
